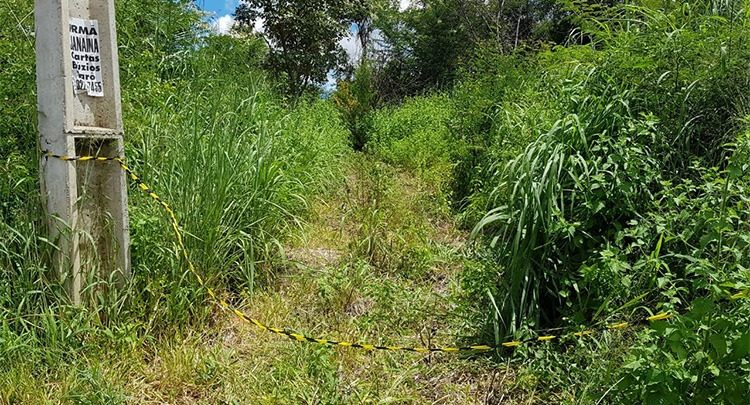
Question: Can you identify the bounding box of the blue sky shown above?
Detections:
[196,0,239,17]
[198,0,242,34]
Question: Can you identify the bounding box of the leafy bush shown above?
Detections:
[469,0,750,328]
[460,2,750,401]
[615,297,750,403]
[0,0,37,228]
[576,2,750,168]
[449,52,540,216]
[367,94,462,197]
[332,62,377,150]
[475,76,663,331]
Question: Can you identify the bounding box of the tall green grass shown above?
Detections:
[458,2,750,401]
[0,0,349,389]
[125,74,348,325]
[468,0,750,332]
[359,1,750,400]
[473,75,662,331]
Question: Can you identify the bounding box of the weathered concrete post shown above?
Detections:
[36,0,130,304]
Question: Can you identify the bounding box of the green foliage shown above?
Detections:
[469,0,750,328]
[0,0,37,228]
[332,62,378,150]
[475,74,663,331]
[537,153,750,402]
[343,156,444,276]
[450,50,552,221]
[4,0,750,401]
[116,0,206,82]
[574,1,750,169]
[367,94,462,196]
[370,0,577,101]
[235,0,367,97]
[63,364,127,405]
[457,1,750,401]
[125,83,347,323]
[373,0,470,99]
[616,299,750,403]
[0,0,349,395]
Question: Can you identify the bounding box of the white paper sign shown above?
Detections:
[69,17,104,97]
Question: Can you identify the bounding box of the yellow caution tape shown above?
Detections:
[646,312,672,322]
[730,289,750,300]
[43,152,748,354]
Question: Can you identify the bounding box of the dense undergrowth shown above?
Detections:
[362,1,750,402]
[1,0,349,399]
[3,0,750,402]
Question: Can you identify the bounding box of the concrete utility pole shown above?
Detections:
[36,0,130,304]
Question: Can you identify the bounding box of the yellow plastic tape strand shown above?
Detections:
[646,312,672,322]
[730,289,750,300]
[46,153,743,354]
[47,152,517,353]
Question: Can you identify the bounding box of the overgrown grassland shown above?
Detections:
[2,153,516,403]
[363,3,750,402]
[2,1,499,403]
[1,1,353,402]
[4,0,750,403]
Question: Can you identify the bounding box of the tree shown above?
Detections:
[235,0,367,97]
[332,61,377,149]
[368,0,473,100]
[369,0,577,102]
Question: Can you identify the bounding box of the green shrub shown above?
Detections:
[332,62,378,150]
[469,0,750,329]
[0,0,37,228]
[461,2,750,401]
[474,72,663,332]
[575,1,750,168]
[614,297,750,403]
[367,94,462,197]
[449,51,540,214]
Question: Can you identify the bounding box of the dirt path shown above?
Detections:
[130,154,519,404]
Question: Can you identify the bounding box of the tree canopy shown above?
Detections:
[235,0,368,97]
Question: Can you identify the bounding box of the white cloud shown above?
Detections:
[340,25,388,65]
[211,14,236,35]
[253,16,265,34]
[340,31,361,63]
[370,28,387,52]
[399,0,411,11]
